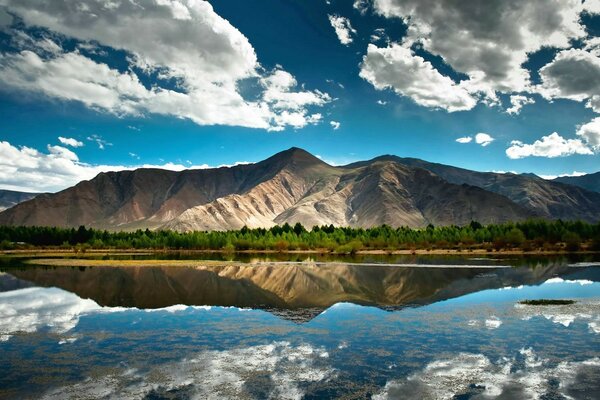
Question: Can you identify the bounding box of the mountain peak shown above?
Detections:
[264,147,329,169]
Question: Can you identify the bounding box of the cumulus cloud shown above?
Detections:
[328,15,357,46]
[587,95,600,113]
[372,0,588,96]
[506,95,535,115]
[359,44,477,112]
[506,132,593,159]
[475,133,494,147]
[458,133,494,146]
[260,69,331,130]
[0,140,249,192]
[455,136,472,144]
[576,116,600,150]
[539,49,600,106]
[363,0,594,112]
[330,121,341,130]
[0,0,329,131]
[58,136,83,147]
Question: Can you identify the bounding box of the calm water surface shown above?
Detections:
[0,254,599,399]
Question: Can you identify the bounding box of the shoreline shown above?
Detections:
[1,248,599,257]
[21,258,526,269]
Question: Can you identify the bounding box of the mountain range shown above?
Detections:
[554,172,600,194]
[0,148,599,231]
[0,190,40,212]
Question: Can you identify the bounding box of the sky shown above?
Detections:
[0,0,600,192]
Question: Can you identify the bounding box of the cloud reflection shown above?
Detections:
[0,287,101,341]
[42,341,333,400]
[373,349,600,400]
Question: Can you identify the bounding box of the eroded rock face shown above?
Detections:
[1,147,598,231]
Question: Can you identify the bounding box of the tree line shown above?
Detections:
[1,219,599,252]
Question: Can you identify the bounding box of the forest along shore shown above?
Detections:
[1,220,599,254]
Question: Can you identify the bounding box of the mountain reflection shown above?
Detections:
[3,261,584,313]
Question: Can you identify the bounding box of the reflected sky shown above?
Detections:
[0,259,599,399]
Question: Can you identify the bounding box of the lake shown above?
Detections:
[1,254,599,399]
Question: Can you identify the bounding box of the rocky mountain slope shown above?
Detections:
[0,190,40,212]
[347,156,600,222]
[0,148,598,231]
[554,172,600,194]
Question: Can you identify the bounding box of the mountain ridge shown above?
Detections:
[554,172,600,194]
[0,189,41,212]
[0,148,598,231]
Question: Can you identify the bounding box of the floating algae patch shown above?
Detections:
[519,299,576,306]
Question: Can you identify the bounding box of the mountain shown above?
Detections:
[0,148,598,231]
[554,172,600,193]
[347,156,600,222]
[0,189,40,212]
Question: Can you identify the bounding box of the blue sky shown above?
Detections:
[0,0,599,192]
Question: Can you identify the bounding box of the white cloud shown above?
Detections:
[86,134,112,150]
[539,171,587,180]
[0,0,330,131]
[260,69,331,131]
[506,116,600,160]
[328,15,357,46]
[370,28,388,44]
[359,43,477,112]
[456,136,472,144]
[353,0,370,15]
[372,0,589,98]
[306,113,323,123]
[576,116,600,150]
[475,132,494,147]
[506,95,535,115]
[0,140,250,192]
[587,95,600,113]
[538,49,600,106]
[376,99,387,105]
[330,120,341,130]
[506,132,593,159]
[58,136,83,148]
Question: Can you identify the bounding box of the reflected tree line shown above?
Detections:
[0,220,599,252]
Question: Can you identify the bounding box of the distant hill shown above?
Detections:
[554,172,600,194]
[0,189,40,212]
[0,148,598,231]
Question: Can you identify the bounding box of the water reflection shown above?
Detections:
[1,260,592,313]
[0,258,599,399]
